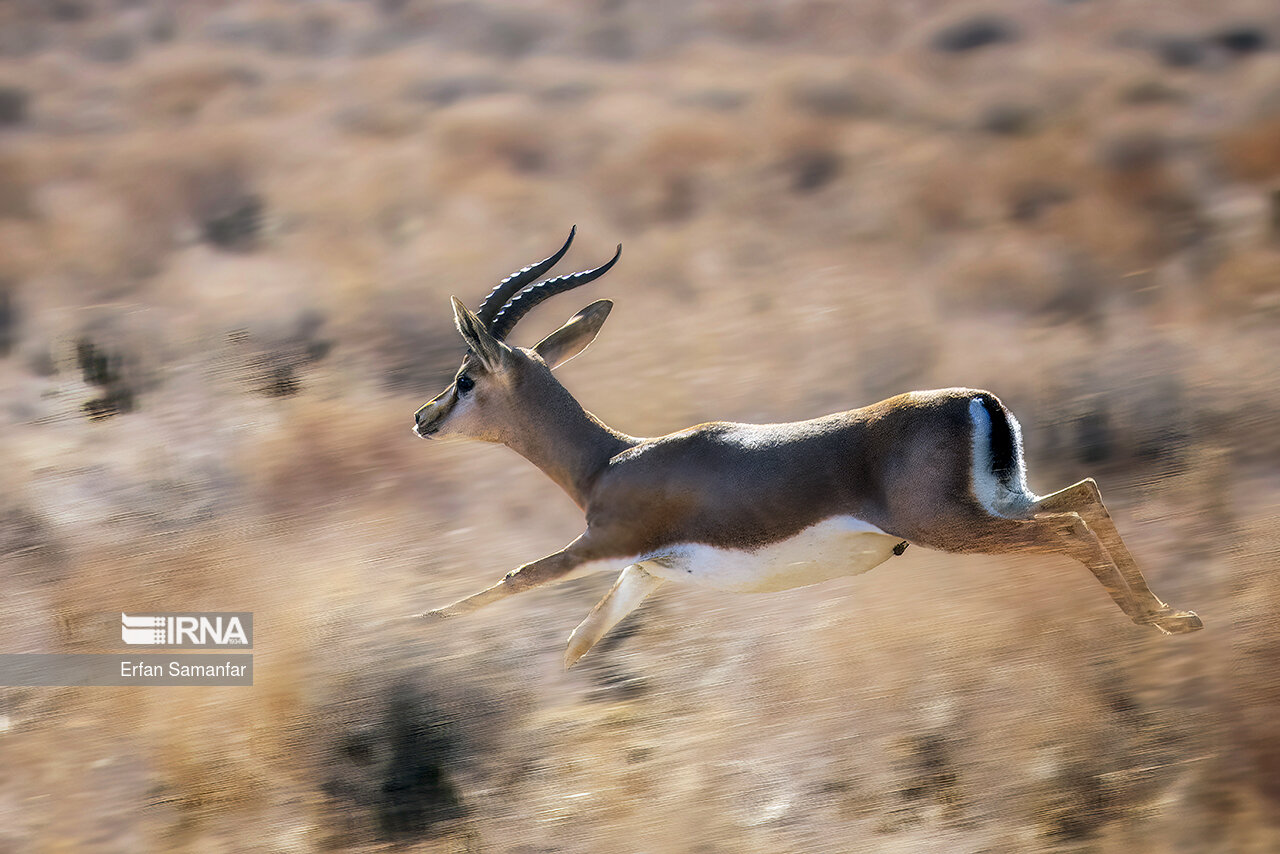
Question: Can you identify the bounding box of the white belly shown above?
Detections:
[640,516,902,594]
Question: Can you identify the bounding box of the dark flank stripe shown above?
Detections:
[976,393,1018,490]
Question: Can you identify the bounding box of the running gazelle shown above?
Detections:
[414,228,1202,668]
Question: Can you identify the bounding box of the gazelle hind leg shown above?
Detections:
[565,564,664,669]
[1033,480,1202,634]
[1029,511,1147,623]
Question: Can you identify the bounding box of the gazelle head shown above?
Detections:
[413,227,621,443]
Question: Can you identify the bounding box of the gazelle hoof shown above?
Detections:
[564,644,588,671]
[1141,609,1203,635]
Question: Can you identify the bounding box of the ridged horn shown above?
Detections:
[489,244,622,341]
[474,226,577,328]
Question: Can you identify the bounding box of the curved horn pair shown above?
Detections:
[472,227,621,341]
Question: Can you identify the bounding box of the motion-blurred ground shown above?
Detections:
[1,1,1279,851]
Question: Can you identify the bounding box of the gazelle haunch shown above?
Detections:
[414,228,1202,668]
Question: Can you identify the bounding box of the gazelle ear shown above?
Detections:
[533,300,613,369]
[451,296,506,372]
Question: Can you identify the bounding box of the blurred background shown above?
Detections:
[1,0,1278,851]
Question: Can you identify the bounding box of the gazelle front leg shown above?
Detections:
[1034,479,1202,634]
[422,534,599,618]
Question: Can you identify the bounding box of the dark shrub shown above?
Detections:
[1213,26,1268,56]
[233,310,332,398]
[980,102,1038,136]
[323,681,466,843]
[1008,184,1071,222]
[48,1,90,22]
[1120,80,1187,105]
[0,286,13,357]
[930,15,1019,53]
[1154,37,1205,68]
[84,32,137,64]
[789,149,841,193]
[202,194,263,252]
[405,75,507,107]
[0,87,29,126]
[76,338,136,419]
[1098,130,1166,173]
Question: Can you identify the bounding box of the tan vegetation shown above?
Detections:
[0,0,1278,851]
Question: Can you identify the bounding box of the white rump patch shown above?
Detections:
[641,516,902,594]
[969,397,1037,518]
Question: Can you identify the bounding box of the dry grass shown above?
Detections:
[1206,245,1280,316]
[1219,115,1280,183]
[1,1,1279,851]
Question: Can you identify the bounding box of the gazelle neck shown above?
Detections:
[501,379,635,510]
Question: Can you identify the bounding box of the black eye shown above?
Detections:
[455,374,475,394]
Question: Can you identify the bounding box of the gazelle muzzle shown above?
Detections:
[413,392,452,438]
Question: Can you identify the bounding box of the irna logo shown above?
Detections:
[120,612,253,648]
